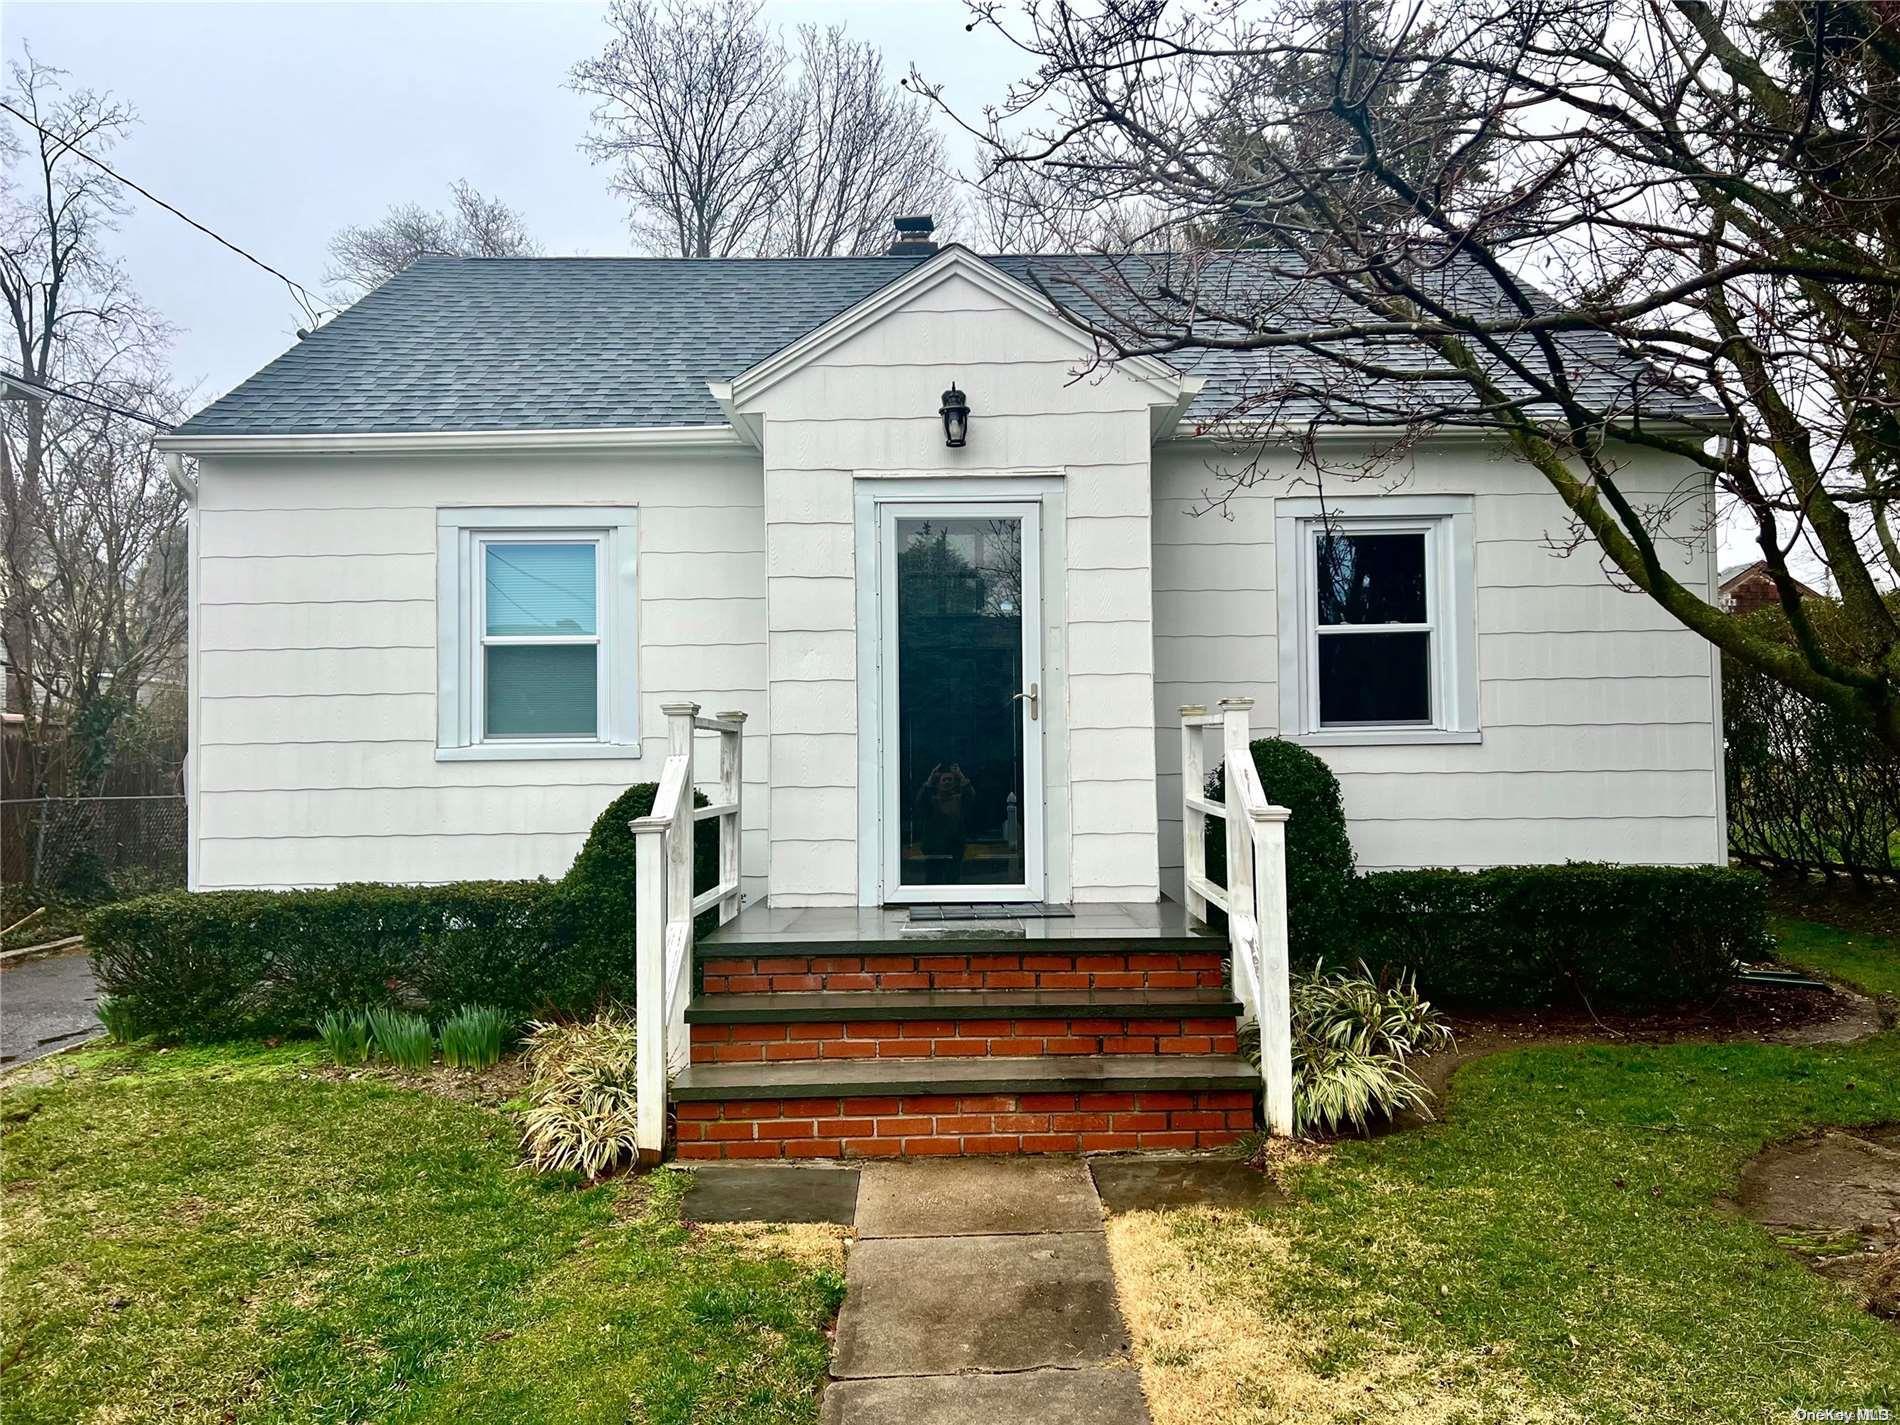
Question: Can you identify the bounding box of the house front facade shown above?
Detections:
[158,239,1727,907]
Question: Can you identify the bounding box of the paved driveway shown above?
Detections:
[0,948,101,1068]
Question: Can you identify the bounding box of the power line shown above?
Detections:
[0,98,331,328]
[0,369,175,431]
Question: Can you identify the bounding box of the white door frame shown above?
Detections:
[861,491,1047,904]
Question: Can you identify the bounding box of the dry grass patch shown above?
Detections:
[1865,1246,1900,1319]
[1106,1206,1574,1425]
[698,1221,851,1274]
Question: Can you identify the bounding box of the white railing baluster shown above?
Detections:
[1251,803,1296,1136]
[1220,699,1260,1025]
[1180,704,1208,923]
[1179,696,1295,1137]
[632,698,748,1162]
[633,816,669,1160]
[716,711,745,925]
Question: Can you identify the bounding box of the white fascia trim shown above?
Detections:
[1151,376,1207,441]
[155,424,745,456]
[725,245,1191,411]
[705,381,763,449]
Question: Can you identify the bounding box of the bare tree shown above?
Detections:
[325,179,538,299]
[921,0,1900,749]
[770,25,956,257]
[959,161,1167,253]
[573,0,789,257]
[574,1,960,257]
[1,57,187,801]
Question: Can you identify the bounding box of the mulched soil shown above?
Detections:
[1444,979,1849,1049]
[1734,1125,1900,1327]
[310,1054,531,1109]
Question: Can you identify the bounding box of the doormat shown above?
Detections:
[907,902,1076,921]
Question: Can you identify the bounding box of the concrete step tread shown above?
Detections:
[696,934,1217,961]
[685,987,1243,1024]
[673,1053,1261,1101]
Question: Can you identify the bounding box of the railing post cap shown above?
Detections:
[1217,696,1256,710]
[1178,704,1207,717]
[717,710,749,724]
[659,700,702,717]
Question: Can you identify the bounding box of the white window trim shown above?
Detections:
[1274,494,1480,747]
[436,505,640,762]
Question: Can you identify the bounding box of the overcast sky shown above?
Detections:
[2,0,1018,406]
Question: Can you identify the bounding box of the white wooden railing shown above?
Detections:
[632,701,746,1160]
[1180,697,1295,1135]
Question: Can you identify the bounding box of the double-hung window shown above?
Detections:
[1276,496,1478,744]
[437,507,639,760]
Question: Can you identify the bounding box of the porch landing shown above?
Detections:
[697,898,1218,951]
[673,899,1259,1160]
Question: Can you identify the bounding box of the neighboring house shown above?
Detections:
[1717,559,1822,615]
[157,228,1727,903]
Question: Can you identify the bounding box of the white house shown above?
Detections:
[157,229,1731,1155]
[158,235,1724,910]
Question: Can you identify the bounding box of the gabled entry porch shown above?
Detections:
[629,701,1295,1162]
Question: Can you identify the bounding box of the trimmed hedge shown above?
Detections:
[88,783,717,1038]
[1350,863,1772,1008]
[1207,737,1357,965]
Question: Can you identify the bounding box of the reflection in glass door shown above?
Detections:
[881,505,1042,899]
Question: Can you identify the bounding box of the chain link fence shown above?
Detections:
[1,795,187,901]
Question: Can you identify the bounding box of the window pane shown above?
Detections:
[1316,532,1427,625]
[485,542,596,636]
[485,644,598,737]
[893,517,1027,888]
[1318,631,1431,724]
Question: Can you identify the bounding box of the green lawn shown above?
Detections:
[0,1042,843,1425]
[1773,914,1900,997]
[1118,1033,1900,1424]
[1110,922,1900,1425]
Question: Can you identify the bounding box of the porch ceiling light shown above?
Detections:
[939,382,970,448]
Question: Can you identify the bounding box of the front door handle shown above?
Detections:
[1013,683,1039,721]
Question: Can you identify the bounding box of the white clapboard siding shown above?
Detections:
[194,447,770,889]
[199,601,435,652]
[200,647,433,698]
[749,269,1165,904]
[1150,439,1722,873]
[1351,817,1718,871]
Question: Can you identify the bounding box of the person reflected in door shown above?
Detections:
[914,762,975,877]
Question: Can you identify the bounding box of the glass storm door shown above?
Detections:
[879,503,1043,902]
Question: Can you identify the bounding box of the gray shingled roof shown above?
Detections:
[177,249,1713,437]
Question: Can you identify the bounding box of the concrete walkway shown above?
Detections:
[822,1158,1151,1425]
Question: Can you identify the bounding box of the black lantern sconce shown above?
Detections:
[939,383,971,448]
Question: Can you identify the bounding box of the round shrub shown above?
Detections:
[1208,737,1356,966]
[550,781,718,960]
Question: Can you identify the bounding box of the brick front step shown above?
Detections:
[688,1017,1242,1064]
[698,948,1226,995]
[671,1052,1260,1158]
[674,1088,1256,1159]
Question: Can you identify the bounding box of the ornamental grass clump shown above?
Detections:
[316,1008,371,1065]
[1283,961,1454,1136]
[518,1012,640,1178]
[95,996,140,1044]
[367,1006,434,1072]
[439,1004,510,1070]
